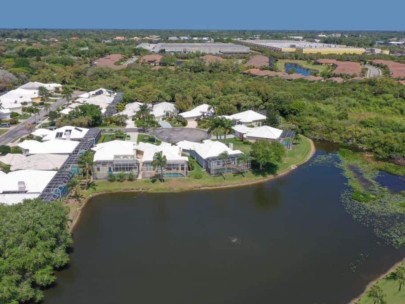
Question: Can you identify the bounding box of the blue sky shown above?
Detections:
[1,0,404,30]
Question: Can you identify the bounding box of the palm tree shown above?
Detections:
[136,104,154,132]
[62,86,73,103]
[78,151,94,189]
[221,118,233,143]
[207,117,223,140]
[152,151,167,182]
[67,177,84,203]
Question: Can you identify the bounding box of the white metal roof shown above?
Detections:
[19,82,61,92]
[38,126,89,141]
[180,104,213,119]
[137,142,188,163]
[116,102,144,116]
[152,102,176,118]
[229,110,266,124]
[0,169,56,201]
[0,193,41,205]
[244,126,283,140]
[0,88,37,109]
[0,154,68,171]
[19,139,79,154]
[92,140,136,162]
[177,140,243,160]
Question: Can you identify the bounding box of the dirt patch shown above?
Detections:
[372,60,405,78]
[93,54,124,69]
[317,59,362,76]
[245,55,269,68]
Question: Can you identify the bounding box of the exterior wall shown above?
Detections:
[299,48,365,55]
[93,160,139,180]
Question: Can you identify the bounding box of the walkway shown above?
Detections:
[364,64,382,78]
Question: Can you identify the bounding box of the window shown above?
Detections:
[97,167,100,172]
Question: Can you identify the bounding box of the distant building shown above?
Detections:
[241,40,365,55]
[137,43,250,55]
[223,110,267,126]
[180,104,214,121]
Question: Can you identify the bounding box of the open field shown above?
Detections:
[93,53,124,69]
[371,60,405,78]
[246,55,270,68]
[317,59,362,76]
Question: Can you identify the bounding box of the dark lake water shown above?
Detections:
[285,63,313,76]
[45,143,405,304]
[376,171,405,194]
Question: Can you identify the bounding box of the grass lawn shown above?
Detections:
[276,59,328,74]
[137,133,161,145]
[83,135,312,197]
[0,129,8,136]
[356,266,405,304]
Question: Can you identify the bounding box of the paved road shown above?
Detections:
[0,93,79,145]
[365,64,382,78]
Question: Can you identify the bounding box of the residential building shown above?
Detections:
[225,110,267,126]
[137,43,250,54]
[152,102,176,121]
[179,104,214,121]
[0,170,57,205]
[137,142,188,178]
[116,102,144,117]
[91,140,188,179]
[92,140,138,180]
[0,154,68,171]
[140,54,163,66]
[19,139,79,155]
[32,126,89,141]
[0,109,11,120]
[177,140,249,175]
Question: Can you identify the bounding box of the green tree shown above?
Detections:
[62,86,73,102]
[152,151,167,181]
[250,141,286,171]
[78,151,94,189]
[38,86,50,102]
[367,284,386,304]
[396,265,405,292]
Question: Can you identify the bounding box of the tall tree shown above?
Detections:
[250,141,286,171]
[62,86,73,102]
[152,151,167,182]
[397,265,405,292]
[38,86,50,102]
[368,284,386,304]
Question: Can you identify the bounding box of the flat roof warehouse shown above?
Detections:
[137,43,250,54]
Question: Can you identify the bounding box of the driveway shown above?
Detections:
[364,64,382,78]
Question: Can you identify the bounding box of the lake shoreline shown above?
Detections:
[68,137,316,233]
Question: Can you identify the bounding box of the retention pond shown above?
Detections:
[45,142,405,304]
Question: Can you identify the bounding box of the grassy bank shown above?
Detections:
[0,128,8,136]
[355,261,405,304]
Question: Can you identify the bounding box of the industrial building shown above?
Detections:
[241,40,365,55]
[137,43,250,54]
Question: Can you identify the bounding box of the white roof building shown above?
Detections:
[152,102,176,120]
[177,140,243,160]
[116,102,144,117]
[92,140,136,162]
[0,154,68,171]
[0,108,11,119]
[180,104,213,119]
[0,170,57,205]
[19,139,79,155]
[228,110,267,125]
[19,82,62,92]
[0,88,37,111]
[75,88,116,114]
[233,125,283,141]
[137,142,188,163]
[33,126,89,141]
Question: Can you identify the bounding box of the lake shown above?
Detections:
[285,63,313,76]
[44,143,405,304]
